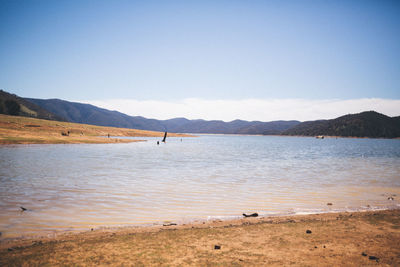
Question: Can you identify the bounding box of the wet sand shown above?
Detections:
[1,209,399,266]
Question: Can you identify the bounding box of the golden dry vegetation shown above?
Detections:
[1,209,399,266]
[0,114,192,144]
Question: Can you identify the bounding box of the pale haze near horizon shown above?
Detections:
[1,0,399,121]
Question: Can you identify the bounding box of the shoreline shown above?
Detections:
[2,204,398,242]
[0,114,193,144]
[2,115,398,143]
[177,132,400,140]
[279,134,400,140]
[1,209,399,265]
[4,208,398,244]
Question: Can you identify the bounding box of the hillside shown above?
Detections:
[0,114,191,144]
[0,90,65,121]
[26,97,300,134]
[283,111,400,138]
[26,98,165,131]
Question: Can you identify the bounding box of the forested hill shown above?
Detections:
[282,111,400,138]
[0,90,65,121]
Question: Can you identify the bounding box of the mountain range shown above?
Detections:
[1,90,299,134]
[1,89,400,138]
[26,97,300,135]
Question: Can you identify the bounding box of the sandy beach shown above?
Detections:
[1,209,399,266]
[0,114,192,144]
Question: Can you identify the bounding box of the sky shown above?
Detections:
[1,0,399,121]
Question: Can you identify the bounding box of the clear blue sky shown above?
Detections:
[1,0,399,102]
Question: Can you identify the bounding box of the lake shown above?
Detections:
[1,135,399,239]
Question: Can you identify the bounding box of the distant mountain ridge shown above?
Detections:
[26,97,300,134]
[283,111,400,138]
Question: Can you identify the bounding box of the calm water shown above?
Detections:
[1,135,400,239]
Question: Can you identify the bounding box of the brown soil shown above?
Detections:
[1,209,399,266]
[0,114,192,144]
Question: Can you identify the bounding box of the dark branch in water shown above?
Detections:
[162,131,167,143]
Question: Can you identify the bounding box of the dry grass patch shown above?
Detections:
[0,114,192,144]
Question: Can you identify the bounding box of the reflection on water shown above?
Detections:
[1,135,400,239]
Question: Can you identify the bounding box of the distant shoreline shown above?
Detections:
[0,114,193,145]
[278,134,400,140]
[185,132,400,140]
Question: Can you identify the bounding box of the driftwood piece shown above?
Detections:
[243,213,258,218]
[162,131,167,142]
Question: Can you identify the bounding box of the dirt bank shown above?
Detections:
[1,209,399,266]
[0,114,192,144]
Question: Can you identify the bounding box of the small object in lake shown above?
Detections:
[243,213,258,217]
[316,135,324,139]
[108,134,110,138]
[162,131,167,143]
[306,230,312,234]
[20,206,27,211]
[327,203,333,206]
[157,141,159,145]
[214,245,221,250]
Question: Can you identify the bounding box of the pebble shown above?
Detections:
[327,203,333,206]
[369,256,379,262]
[306,230,312,234]
[214,245,221,250]
[361,252,367,256]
